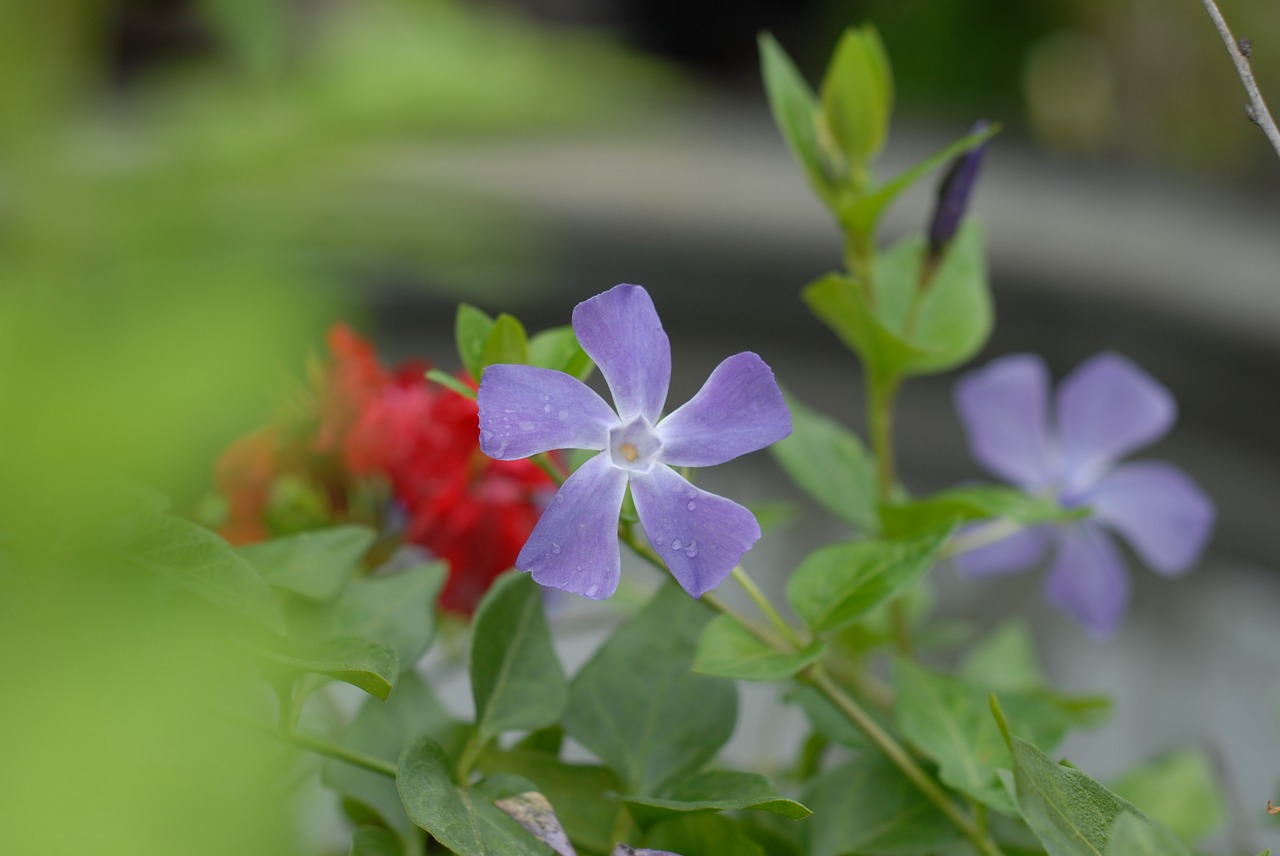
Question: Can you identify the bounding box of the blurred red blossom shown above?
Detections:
[213,323,553,614]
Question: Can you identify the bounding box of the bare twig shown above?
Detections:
[1199,0,1280,159]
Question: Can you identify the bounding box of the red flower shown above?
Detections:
[213,324,553,615]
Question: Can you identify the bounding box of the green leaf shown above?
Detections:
[528,325,594,381]
[262,636,398,699]
[426,367,477,400]
[845,122,1001,234]
[112,512,285,634]
[563,583,737,795]
[769,394,878,532]
[1103,813,1192,856]
[471,571,568,742]
[802,754,960,856]
[481,748,624,856]
[959,621,1044,692]
[619,770,811,828]
[788,683,870,750]
[881,484,1078,540]
[692,614,825,681]
[457,303,495,383]
[350,826,403,856]
[802,271,924,389]
[481,313,530,369]
[325,671,463,845]
[787,526,951,634]
[1109,750,1224,843]
[238,525,376,601]
[895,659,1084,814]
[758,32,835,207]
[644,813,766,856]
[1002,727,1180,856]
[819,24,893,170]
[331,562,446,669]
[397,738,551,856]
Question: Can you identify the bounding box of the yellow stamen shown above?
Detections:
[620,442,639,462]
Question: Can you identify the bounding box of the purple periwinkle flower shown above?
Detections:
[928,120,990,258]
[953,352,1214,638]
[478,284,791,601]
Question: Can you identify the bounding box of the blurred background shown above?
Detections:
[1,0,1279,853]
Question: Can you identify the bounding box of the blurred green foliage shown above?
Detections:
[0,1,657,852]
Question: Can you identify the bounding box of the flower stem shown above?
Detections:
[804,666,1005,856]
[730,565,805,650]
[941,517,1024,558]
[454,730,487,784]
[867,372,914,658]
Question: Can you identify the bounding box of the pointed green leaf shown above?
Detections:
[787,526,951,634]
[959,621,1044,692]
[263,636,397,699]
[396,738,551,856]
[112,512,285,634]
[1109,750,1224,843]
[1006,733,1177,856]
[332,562,446,669]
[802,754,960,856]
[238,525,376,601]
[481,748,624,856]
[693,614,825,681]
[481,313,530,369]
[769,394,878,532]
[457,303,496,383]
[350,826,403,856]
[563,583,737,795]
[644,813,765,856]
[619,769,811,828]
[881,484,1078,540]
[471,571,568,742]
[758,32,836,206]
[819,25,893,169]
[802,271,925,389]
[528,325,594,380]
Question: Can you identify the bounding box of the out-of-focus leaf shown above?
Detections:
[769,395,878,533]
[619,769,811,829]
[350,826,403,856]
[457,304,496,384]
[238,525,375,602]
[819,25,893,171]
[331,562,446,669]
[693,614,825,681]
[482,313,530,369]
[643,813,765,856]
[759,32,836,206]
[529,326,594,381]
[260,636,397,700]
[1109,750,1225,843]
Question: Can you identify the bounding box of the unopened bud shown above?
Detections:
[928,120,991,259]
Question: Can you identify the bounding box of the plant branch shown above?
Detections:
[805,667,1006,856]
[231,713,399,779]
[1199,0,1280,159]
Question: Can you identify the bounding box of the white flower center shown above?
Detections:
[608,414,662,474]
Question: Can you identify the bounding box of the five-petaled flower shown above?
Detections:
[478,284,792,600]
[953,351,1214,638]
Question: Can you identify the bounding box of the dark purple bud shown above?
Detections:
[928,120,990,259]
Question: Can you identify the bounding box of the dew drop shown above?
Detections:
[671,539,682,551]
[686,500,696,511]
[551,542,561,554]
[543,394,550,401]
[520,421,536,431]
[543,404,551,414]
[480,430,492,444]
[497,440,509,456]
[585,584,599,598]
[684,540,698,558]
[654,537,666,546]
[576,564,583,572]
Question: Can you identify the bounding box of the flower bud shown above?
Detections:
[928,120,990,259]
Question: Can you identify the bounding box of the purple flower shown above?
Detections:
[928,120,990,258]
[953,352,1214,638]
[477,284,791,600]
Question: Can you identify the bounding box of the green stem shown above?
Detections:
[232,714,399,779]
[805,667,1005,856]
[942,518,1023,558]
[454,730,487,785]
[531,452,567,485]
[867,372,913,657]
[730,565,804,649]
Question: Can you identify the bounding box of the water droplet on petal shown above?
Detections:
[558,409,568,420]
[543,404,551,414]
[686,500,696,511]
[520,421,535,431]
[671,539,682,551]
[685,540,698,558]
[585,584,599,597]
[497,440,509,456]
[551,542,561,554]
[543,394,550,401]
[576,564,583,571]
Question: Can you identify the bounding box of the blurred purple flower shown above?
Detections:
[478,284,791,601]
[928,120,990,258]
[953,352,1214,638]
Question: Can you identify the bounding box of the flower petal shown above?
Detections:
[953,524,1050,578]
[1056,352,1175,487]
[517,452,628,599]
[629,463,761,598]
[572,284,670,424]
[953,354,1054,491]
[1043,522,1131,639]
[655,352,791,467]
[1085,461,1214,576]
[478,364,616,460]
